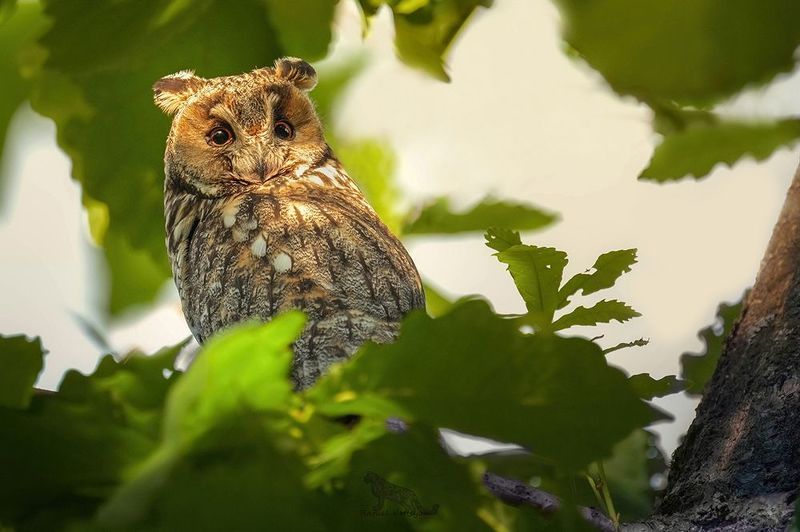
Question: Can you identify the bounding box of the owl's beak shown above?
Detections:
[254,160,281,183]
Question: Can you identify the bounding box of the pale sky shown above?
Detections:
[1,0,799,457]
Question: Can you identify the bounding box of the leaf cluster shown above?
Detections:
[0,231,683,531]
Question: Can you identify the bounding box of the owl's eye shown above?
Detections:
[274,120,294,140]
[208,126,234,146]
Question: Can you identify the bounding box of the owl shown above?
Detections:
[153,57,425,389]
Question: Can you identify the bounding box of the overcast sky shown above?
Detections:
[1,0,799,456]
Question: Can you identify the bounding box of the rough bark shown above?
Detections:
[633,163,800,530]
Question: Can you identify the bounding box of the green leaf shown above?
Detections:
[404,197,557,236]
[640,118,800,182]
[0,335,45,408]
[312,57,368,128]
[555,0,800,104]
[599,429,668,521]
[681,292,746,396]
[97,313,306,526]
[552,300,640,331]
[311,299,653,471]
[484,227,522,253]
[385,0,492,81]
[335,138,404,235]
[104,229,171,315]
[627,374,685,401]
[423,281,454,317]
[262,0,337,60]
[559,249,638,308]
[496,244,568,321]
[0,341,184,530]
[0,2,47,204]
[163,312,305,446]
[340,425,492,531]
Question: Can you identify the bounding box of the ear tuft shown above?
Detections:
[153,70,208,115]
[273,57,317,91]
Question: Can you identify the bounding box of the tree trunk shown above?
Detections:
[630,163,800,530]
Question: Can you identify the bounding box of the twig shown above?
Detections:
[482,471,615,532]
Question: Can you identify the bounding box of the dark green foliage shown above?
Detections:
[681,292,747,396]
[0,334,44,408]
[627,374,686,401]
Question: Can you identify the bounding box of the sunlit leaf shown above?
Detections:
[552,300,640,331]
[163,312,305,446]
[681,292,746,396]
[484,227,522,253]
[0,335,44,409]
[423,281,454,317]
[555,0,800,105]
[405,197,557,236]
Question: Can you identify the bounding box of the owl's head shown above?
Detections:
[153,57,327,196]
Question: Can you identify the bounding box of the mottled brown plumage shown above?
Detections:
[154,58,424,389]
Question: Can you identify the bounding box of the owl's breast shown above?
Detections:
[168,185,424,344]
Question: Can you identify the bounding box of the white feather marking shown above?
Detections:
[250,234,267,257]
[272,252,292,273]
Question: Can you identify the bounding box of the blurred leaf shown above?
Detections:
[30,0,288,315]
[0,2,46,203]
[360,0,491,80]
[0,341,183,530]
[405,197,557,236]
[336,138,404,234]
[484,227,522,253]
[681,292,747,396]
[600,429,668,521]
[559,249,637,308]
[0,335,45,408]
[312,56,368,128]
[640,118,800,182]
[263,0,337,60]
[552,300,640,331]
[339,426,492,531]
[555,0,800,104]
[98,313,305,526]
[423,281,454,317]
[627,374,685,401]
[602,338,649,355]
[311,299,653,471]
[496,244,568,321]
[104,230,171,314]
[163,312,304,446]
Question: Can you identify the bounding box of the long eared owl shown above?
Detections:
[153,57,425,389]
